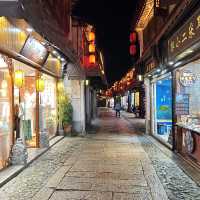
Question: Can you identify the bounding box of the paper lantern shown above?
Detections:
[89,55,96,64]
[130,45,136,56]
[130,32,137,43]
[89,43,95,53]
[57,81,64,92]
[36,78,45,92]
[14,70,24,88]
[89,32,95,41]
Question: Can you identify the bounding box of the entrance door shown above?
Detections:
[151,74,173,145]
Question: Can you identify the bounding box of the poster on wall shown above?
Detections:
[176,94,189,115]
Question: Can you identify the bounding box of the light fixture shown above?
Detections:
[52,50,57,54]
[138,75,143,81]
[85,80,89,86]
[26,28,33,33]
[61,58,65,62]
[36,77,45,92]
[14,70,24,88]
[57,81,64,92]
[169,61,174,66]
[89,55,95,64]
[156,68,161,73]
[89,43,95,53]
[101,70,105,75]
[148,74,152,77]
[88,32,95,41]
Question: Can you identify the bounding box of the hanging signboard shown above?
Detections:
[168,7,200,59]
[20,36,48,65]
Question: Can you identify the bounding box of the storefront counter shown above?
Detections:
[175,124,200,165]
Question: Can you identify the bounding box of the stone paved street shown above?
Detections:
[0,108,200,199]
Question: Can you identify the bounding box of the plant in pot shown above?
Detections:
[58,94,73,135]
[62,101,73,135]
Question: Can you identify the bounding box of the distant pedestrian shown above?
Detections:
[115,103,121,118]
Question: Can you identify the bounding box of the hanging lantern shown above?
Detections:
[89,32,95,41]
[57,81,64,92]
[89,55,96,64]
[130,45,136,56]
[89,43,95,53]
[36,78,45,92]
[14,70,24,88]
[130,32,137,43]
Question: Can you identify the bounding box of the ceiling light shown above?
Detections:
[26,28,33,33]
[169,61,174,65]
[52,50,57,54]
[61,58,65,62]
[156,69,161,73]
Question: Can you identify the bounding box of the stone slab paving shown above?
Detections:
[0,108,200,199]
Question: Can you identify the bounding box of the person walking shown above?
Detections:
[115,102,121,118]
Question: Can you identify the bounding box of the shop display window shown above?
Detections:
[0,56,12,169]
[13,60,37,147]
[175,59,200,133]
[152,74,172,144]
[39,75,57,138]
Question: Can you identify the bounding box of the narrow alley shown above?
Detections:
[0,108,200,200]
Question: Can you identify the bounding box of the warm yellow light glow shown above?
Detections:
[14,70,24,88]
[89,55,95,64]
[85,80,89,86]
[57,81,64,92]
[89,32,95,41]
[89,43,95,53]
[36,78,45,92]
[136,0,154,30]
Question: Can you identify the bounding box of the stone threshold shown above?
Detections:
[0,136,64,188]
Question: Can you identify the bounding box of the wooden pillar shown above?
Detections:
[35,70,40,148]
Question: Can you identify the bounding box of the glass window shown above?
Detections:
[39,75,57,138]
[152,74,172,145]
[175,59,200,133]
[13,60,37,147]
[0,55,12,169]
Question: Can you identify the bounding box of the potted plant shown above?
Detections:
[58,93,73,135]
[62,101,73,135]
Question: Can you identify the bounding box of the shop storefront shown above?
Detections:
[167,5,200,164]
[0,17,64,169]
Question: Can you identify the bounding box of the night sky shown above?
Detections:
[72,0,143,85]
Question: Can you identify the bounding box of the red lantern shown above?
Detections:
[130,32,137,43]
[89,55,96,64]
[89,32,95,41]
[130,45,136,56]
[89,43,95,53]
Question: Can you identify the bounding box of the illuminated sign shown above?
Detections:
[145,58,158,73]
[168,7,200,59]
[20,36,48,65]
[180,70,196,87]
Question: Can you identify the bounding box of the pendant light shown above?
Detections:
[36,77,45,92]
[14,70,24,88]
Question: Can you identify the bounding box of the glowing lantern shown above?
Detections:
[57,81,64,92]
[89,32,95,41]
[36,78,45,92]
[14,70,24,88]
[130,32,137,43]
[89,43,95,53]
[89,55,96,64]
[130,45,136,56]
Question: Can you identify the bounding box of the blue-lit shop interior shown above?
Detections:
[152,74,172,145]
